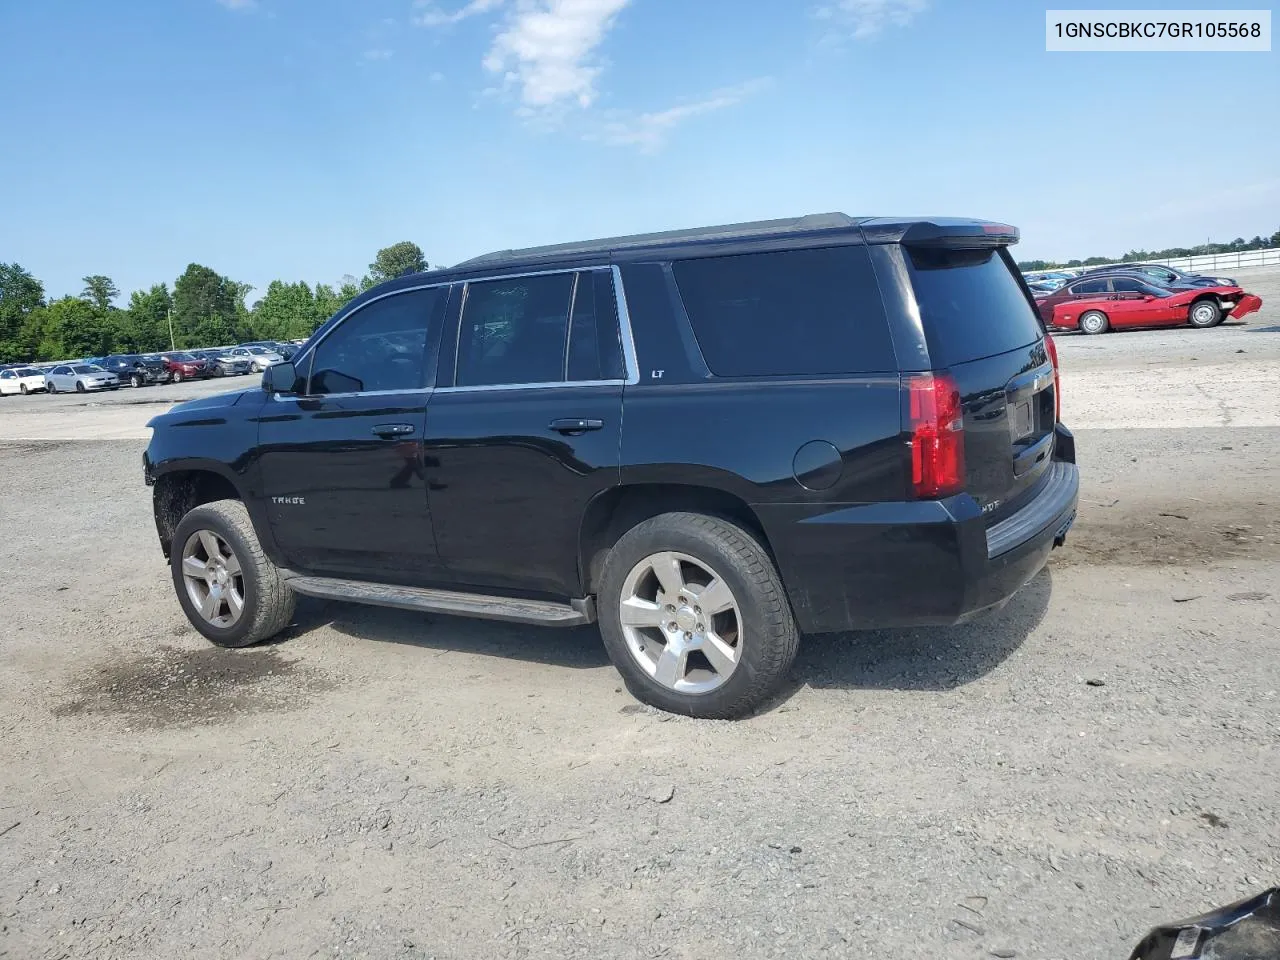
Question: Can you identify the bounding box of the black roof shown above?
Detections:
[344,213,1018,312]
[455,212,870,268]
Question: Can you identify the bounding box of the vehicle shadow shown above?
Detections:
[290,598,612,670]
[785,566,1053,695]
[286,568,1051,706]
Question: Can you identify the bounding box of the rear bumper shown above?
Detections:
[759,424,1079,634]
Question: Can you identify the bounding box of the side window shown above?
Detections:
[308,287,441,395]
[672,246,894,377]
[455,273,574,387]
[0,371,11,380]
[566,271,627,382]
[1110,277,1144,293]
[1071,278,1108,295]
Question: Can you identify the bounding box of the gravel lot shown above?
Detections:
[2,267,1278,960]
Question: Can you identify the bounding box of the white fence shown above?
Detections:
[1141,247,1280,273]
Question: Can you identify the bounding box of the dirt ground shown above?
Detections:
[2,268,1279,959]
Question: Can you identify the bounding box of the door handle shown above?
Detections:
[372,423,415,438]
[548,418,604,434]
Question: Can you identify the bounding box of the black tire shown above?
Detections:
[46,382,56,394]
[75,381,86,393]
[1078,310,1109,335]
[598,512,799,719]
[19,384,28,395]
[173,371,183,383]
[170,499,296,648]
[1188,299,1221,328]
[213,365,226,377]
[131,373,144,388]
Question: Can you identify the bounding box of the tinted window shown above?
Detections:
[73,365,96,374]
[906,247,1045,365]
[566,271,626,382]
[1070,278,1109,294]
[308,288,441,395]
[1110,277,1145,293]
[672,246,894,377]
[456,273,574,387]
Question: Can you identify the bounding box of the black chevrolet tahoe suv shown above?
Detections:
[145,213,1078,719]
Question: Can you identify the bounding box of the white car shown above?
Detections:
[44,363,119,394]
[0,366,48,395]
[227,346,284,373]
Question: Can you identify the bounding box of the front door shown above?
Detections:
[256,285,451,581]
[422,268,628,598]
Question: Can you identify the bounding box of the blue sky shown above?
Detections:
[1,0,1276,302]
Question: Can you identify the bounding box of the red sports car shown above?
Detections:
[1035,272,1262,334]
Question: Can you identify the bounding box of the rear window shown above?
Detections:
[906,247,1044,365]
[672,246,895,377]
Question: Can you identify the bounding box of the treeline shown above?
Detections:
[0,241,428,363]
[1017,228,1280,271]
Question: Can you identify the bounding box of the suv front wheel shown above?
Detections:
[171,499,296,648]
[598,512,799,719]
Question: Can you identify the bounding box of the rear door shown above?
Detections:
[901,245,1057,524]
[256,285,450,581]
[421,268,626,598]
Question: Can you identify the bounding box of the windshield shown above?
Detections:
[247,346,273,355]
[170,353,196,361]
[15,368,38,377]
[73,364,102,373]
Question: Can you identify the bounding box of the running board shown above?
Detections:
[285,576,594,627]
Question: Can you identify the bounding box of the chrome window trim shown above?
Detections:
[610,264,641,386]
[434,379,625,395]
[270,387,433,403]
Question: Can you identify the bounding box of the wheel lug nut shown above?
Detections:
[667,622,677,632]
[694,606,701,615]
[665,604,675,613]
[684,632,692,640]
[696,623,704,632]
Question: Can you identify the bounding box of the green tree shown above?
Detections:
[35,297,112,359]
[0,262,46,362]
[172,263,243,348]
[81,275,121,313]
[367,241,427,286]
[121,284,173,352]
[251,280,323,340]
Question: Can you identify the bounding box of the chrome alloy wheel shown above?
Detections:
[181,529,245,628]
[618,551,743,694]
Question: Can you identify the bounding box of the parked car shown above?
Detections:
[1037,273,1262,333]
[98,354,169,387]
[0,366,48,395]
[144,213,1079,719]
[45,363,119,393]
[240,340,297,361]
[227,345,284,372]
[162,352,211,382]
[191,349,253,377]
[1083,262,1237,288]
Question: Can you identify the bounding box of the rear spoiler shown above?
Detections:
[859,218,1019,248]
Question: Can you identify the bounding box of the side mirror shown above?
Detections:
[262,361,297,394]
[1143,294,1155,301]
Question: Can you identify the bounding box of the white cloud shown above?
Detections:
[482,0,630,109]
[414,0,505,28]
[216,0,256,10]
[815,0,928,39]
[364,48,394,60]
[594,78,772,153]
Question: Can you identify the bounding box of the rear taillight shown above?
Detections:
[907,372,965,499]
[1043,333,1061,422]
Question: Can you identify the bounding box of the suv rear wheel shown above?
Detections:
[1188,300,1221,328]
[171,499,295,648]
[598,512,799,719]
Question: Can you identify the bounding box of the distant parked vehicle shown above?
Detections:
[1036,273,1262,333]
[98,354,169,387]
[162,352,211,383]
[1083,262,1237,289]
[0,366,48,395]
[45,363,119,394]
[239,340,297,361]
[193,349,252,377]
[227,345,284,373]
